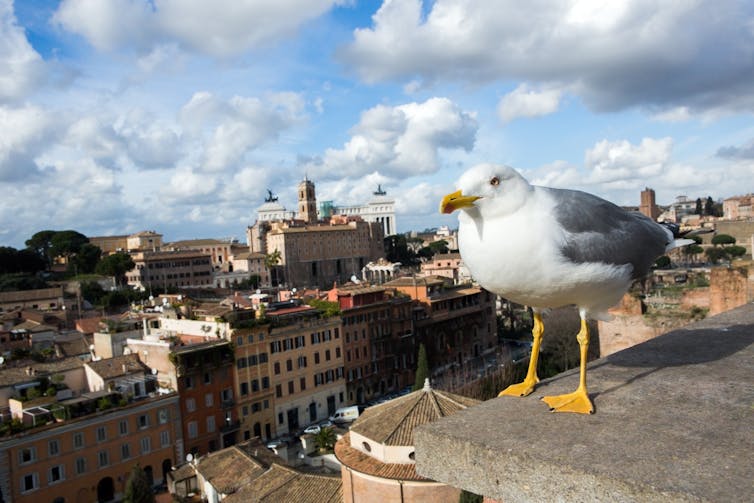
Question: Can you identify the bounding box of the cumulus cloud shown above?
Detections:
[180,92,305,172]
[498,84,563,123]
[54,0,340,58]
[584,137,673,185]
[0,0,45,103]
[0,105,57,181]
[303,97,477,179]
[341,0,754,115]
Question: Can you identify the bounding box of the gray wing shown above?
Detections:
[547,187,670,279]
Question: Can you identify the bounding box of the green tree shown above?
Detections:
[413,343,429,391]
[80,280,106,305]
[726,245,747,259]
[705,247,728,264]
[704,196,715,216]
[264,249,282,286]
[0,273,48,292]
[711,234,736,246]
[384,234,418,264]
[654,255,671,268]
[49,230,89,262]
[694,197,702,215]
[0,247,46,274]
[123,463,155,503]
[96,252,135,286]
[25,230,57,268]
[314,427,337,453]
[69,243,102,275]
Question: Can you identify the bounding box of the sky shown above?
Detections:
[1,0,754,249]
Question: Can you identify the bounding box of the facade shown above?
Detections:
[331,185,397,237]
[88,230,163,254]
[232,326,275,442]
[297,178,318,224]
[265,305,347,435]
[723,194,754,220]
[335,380,479,503]
[0,393,181,503]
[164,239,233,270]
[419,252,470,284]
[171,340,237,456]
[384,276,498,370]
[0,287,65,313]
[328,285,415,404]
[126,250,213,290]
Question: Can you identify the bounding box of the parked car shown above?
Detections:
[329,405,360,423]
[303,424,321,435]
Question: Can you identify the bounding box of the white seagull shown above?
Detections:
[440,164,694,414]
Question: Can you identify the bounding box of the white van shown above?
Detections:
[329,405,360,423]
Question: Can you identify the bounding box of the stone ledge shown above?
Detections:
[415,304,754,503]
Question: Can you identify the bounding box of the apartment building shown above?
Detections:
[384,276,498,370]
[164,238,233,270]
[232,326,275,442]
[0,392,181,503]
[171,340,237,456]
[126,250,213,290]
[88,230,163,254]
[328,284,416,404]
[265,305,346,435]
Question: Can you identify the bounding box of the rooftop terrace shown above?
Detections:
[415,303,754,503]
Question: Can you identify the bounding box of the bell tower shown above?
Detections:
[297,177,317,224]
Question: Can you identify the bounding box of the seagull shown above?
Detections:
[439,164,694,414]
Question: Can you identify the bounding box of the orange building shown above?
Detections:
[0,393,181,502]
[232,326,275,441]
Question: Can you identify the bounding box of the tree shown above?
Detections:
[69,243,102,275]
[711,234,736,246]
[49,230,89,261]
[96,252,135,286]
[384,234,417,264]
[413,343,429,391]
[0,247,46,274]
[726,245,747,259]
[694,197,703,215]
[704,196,715,216]
[264,249,282,286]
[314,427,337,453]
[653,255,671,268]
[25,230,57,268]
[705,247,728,264]
[123,463,155,503]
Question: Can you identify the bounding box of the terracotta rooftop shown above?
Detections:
[196,446,268,494]
[350,381,480,446]
[86,353,148,379]
[335,432,426,481]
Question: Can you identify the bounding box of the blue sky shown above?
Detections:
[1,0,753,249]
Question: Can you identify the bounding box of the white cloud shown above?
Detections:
[0,0,44,103]
[305,97,477,179]
[0,105,57,180]
[497,84,563,123]
[54,0,341,58]
[585,137,672,184]
[342,0,754,115]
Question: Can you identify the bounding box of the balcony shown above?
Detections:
[414,304,753,502]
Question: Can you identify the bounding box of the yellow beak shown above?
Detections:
[440,190,480,214]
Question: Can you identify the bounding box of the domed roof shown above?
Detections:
[349,379,479,447]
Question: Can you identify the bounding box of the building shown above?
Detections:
[265,305,347,435]
[171,340,237,456]
[335,379,479,503]
[164,238,234,270]
[0,386,181,502]
[330,185,397,238]
[232,326,275,442]
[384,276,498,372]
[419,252,471,284]
[126,250,214,290]
[327,284,416,404]
[639,187,661,221]
[88,230,163,255]
[0,287,65,313]
[723,194,754,220]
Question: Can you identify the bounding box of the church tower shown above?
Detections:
[297,177,317,224]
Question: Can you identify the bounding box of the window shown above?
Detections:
[286,359,293,371]
[96,426,107,442]
[141,436,151,454]
[21,473,38,493]
[278,412,284,424]
[242,405,249,416]
[205,393,214,407]
[288,381,294,394]
[298,355,307,368]
[16,448,37,470]
[188,421,198,439]
[237,335,243,346]
[274,362,280,374]
[121,443,131,460]
[275,385,282,398]
[325,349,331,361]
[206,416,216,433]
[138,414,149,429]
[98,450,109,467]
[247,334,254,343]
[73,432,84,449]
[186,397,196,412]
[48,439,60,456]
[159,408,169,424]
[262,377,270,389]
[203,372,211,384]
[314,352,320,364]
[240,382,249,395]
[119,419,128,435]
[75,457,86,475]
[185,376,194,389]
[48,465,64,484]
[336,347,341,358]
[161,430,170,447]
[259,352,268,363]
[251,379,259,392]
[300,377,306,391]
[251,402,261,413]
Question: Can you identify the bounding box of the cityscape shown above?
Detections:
[2,1,754,502]
[1,173,753,502]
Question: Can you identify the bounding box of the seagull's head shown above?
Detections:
[440,164,532,218]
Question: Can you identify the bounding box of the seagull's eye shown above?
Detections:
[490,176,500,187]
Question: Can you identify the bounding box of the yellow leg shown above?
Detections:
[499,311,543,397]
[541,317,594,414]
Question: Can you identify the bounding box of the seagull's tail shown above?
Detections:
[660,223,711,252]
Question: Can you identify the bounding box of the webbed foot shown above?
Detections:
[498,376,539,397]
[541,388,594,414]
